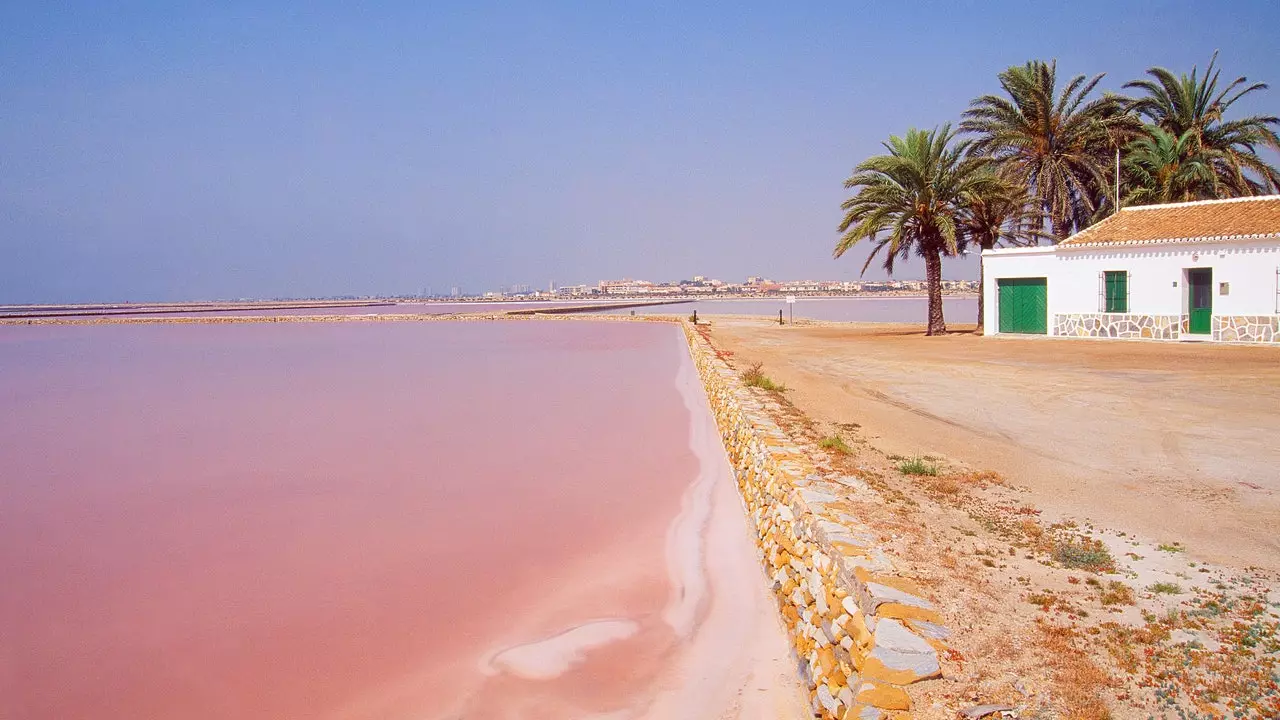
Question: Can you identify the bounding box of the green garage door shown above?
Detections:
[997,278,1048,334]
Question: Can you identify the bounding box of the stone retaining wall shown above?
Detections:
[682,322,945,720]
[1054,313,1280,343]
[1053,313,1180,340]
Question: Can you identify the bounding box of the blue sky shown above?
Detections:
[2,2,1278,302]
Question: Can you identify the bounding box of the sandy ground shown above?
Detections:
[710,318,1280,573]
[697,317,1280,718]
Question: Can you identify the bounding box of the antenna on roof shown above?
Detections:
[1115,146,1121,215]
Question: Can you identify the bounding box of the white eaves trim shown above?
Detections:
[981,246,1056,257]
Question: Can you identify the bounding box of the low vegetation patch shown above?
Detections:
[1157,541,1186,553]
[1101,590,1280,717]
[897,456,939,476]
[1098,580,1135,606]
[1052,537,1116,573]
[818,435,853,455]
[740,362,787,392]
[1148,582,1182,595]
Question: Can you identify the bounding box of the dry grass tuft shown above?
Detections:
[1037,620,1114,720]
[1098,581,1135,606]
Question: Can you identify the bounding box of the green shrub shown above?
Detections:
[819,435,853,455]
[1148,582,1182,595]
[741,362,787,392]
[897,457,939,476]
[1053,538,1115,572]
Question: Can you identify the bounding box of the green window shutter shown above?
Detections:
[1104,271,1128,313]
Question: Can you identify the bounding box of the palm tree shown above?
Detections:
[836,125,996,336]
[962,60,1135,240]
[957,177,1045,332]
[1123,127,1221,205]
[1124,52,1280,194]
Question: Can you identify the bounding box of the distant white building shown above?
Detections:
[982,196,1280,342]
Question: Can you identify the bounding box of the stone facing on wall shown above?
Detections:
[682,322,944,720]
[1053,313,1280,343]
[1213,315,1280,342]
[1053,313,1181,340]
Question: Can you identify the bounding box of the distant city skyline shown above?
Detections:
[3,3,1278,303]
[473,273,977,301]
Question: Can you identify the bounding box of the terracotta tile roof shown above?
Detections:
[1058,195,1280,247]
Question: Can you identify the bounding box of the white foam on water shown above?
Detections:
[482,619,640,681]
[661,329,719,638]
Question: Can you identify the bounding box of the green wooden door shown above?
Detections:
[997,278,1048,334]
[1188,268,1212,334]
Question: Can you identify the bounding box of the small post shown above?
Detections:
[692,309,698,324]
[778,309,784,326]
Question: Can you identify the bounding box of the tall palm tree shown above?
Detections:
[837,125,996,336]
[962,60,1135,240]
[1123,127,1221,205]
[1124,52,1280,194]
[957,177,1045,332]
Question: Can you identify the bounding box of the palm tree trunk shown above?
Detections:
[1052,216,1072,242]
[924,250,946,336]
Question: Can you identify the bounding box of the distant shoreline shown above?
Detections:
[418,291,978,303]
[0,292,978,320]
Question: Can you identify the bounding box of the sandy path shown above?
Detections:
[710,319,1280,573]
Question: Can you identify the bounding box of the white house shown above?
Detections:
[982,195,1280,343]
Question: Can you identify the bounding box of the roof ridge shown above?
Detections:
[1058,231,1280,249]
[1123,195,1280,212]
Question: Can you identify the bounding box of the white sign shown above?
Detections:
[785,295,796,304]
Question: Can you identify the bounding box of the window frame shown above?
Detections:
[1103,270,1129,314]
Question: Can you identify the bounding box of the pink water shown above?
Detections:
[0,301,624,319]
[109,301,574,318]
[0,321,704,719]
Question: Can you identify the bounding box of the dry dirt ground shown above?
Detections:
[702,317,1280,720]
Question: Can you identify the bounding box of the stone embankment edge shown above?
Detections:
[681,321,948,720]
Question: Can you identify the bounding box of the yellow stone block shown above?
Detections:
[856,683,911,711]
[827,669,847,692]
[816,646,837,675]
[825,588,841,617]
[842,611,873,649]
[832,540,872,558]
[860,655,934,685]
[781,604,800,625]
[874,602,943,625]
[864,574,926,597]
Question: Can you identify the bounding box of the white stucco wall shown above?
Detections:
[982,239,1280,336]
